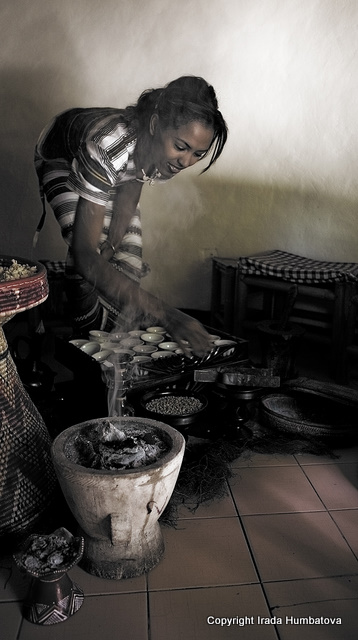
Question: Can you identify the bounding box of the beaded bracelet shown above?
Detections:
[101,239,116,254]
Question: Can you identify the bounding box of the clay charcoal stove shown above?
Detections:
[51,417,185,579]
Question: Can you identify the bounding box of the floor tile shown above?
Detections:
[332,445,358,463]
[231,451,299,468]
[229,466,325,515]
[330,509,358,556]
[264,575,358,639]
[17,592,148,640]
[242,512,358,581]
[176,490,237,519]
[149,584,278,640]
[148,517,258,591]
[302,463,358,509]
[296,444,358,465]
[0,557,31,603]
[0,602,23,639]
[69,564,147,595]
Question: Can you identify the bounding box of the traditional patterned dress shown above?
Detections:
[34,108,168,333]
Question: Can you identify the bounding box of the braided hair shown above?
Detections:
[123,76,228,172]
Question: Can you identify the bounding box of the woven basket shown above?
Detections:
[0,255,48,317]
[0,256,55,538]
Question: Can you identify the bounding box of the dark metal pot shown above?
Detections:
[140,390,208,429]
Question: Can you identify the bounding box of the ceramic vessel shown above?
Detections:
[51,417,185,579]
[14,527,84,625]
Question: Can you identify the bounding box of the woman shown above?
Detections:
[34,76,228,355]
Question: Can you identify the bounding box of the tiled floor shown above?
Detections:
[1,332,358,638]
[1,447,357,639]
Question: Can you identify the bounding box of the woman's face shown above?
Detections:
[150,118,214,178]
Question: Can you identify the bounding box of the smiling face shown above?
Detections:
[149,118,215,178]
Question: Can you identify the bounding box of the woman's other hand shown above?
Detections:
[165,308,211,357]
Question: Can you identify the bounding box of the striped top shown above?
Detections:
[35,108,169,284]
[36,107,168,205]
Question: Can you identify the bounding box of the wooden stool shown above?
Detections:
[235,251,358,383]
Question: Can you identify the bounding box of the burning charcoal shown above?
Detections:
[69,421,169,470]
[30,536,47,551]
[141,433,158,445]
[74,436,99,467]
[24,555,41,571]
[99,446,146,469]
[100,422,126,442]
[47,551,65,568]
[121,437,136,448]
[51,535,69,549]
[99,451,126,469]
[15,528,82,577]
[119,447,146,468]
[143,444,161,464]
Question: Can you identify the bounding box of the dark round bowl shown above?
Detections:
[140,390,208,428]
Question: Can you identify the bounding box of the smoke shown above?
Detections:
[142,175,206,253]
[100,174,208,415]
[101,353,134,418]
[164,177,205,228]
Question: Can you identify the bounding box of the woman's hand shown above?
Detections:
[164,308,212,357]
[100,239,116,261]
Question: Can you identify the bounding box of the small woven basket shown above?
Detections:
[0,255,48,317]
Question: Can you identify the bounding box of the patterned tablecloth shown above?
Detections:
[237,250,358,284]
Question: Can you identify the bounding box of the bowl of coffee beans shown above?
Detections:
[140,390,208,428]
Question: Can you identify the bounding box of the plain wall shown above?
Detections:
[1,0,357,309]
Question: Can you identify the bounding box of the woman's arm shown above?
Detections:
[100,182,143,261]
[72,185,144,308]
[72,188,211,355]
